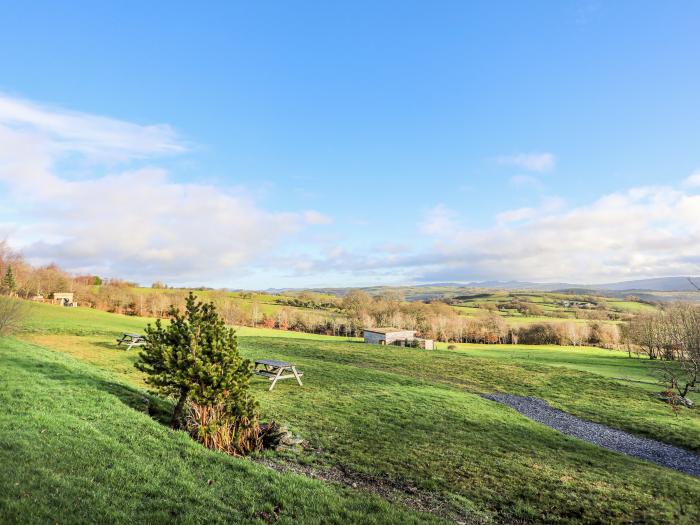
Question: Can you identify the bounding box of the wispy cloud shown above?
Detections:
[2,92,697,287]
[0,94,185,161]
[419,203,460,236]
[303,210,333,225]
[497,152,556,172]
[0,94,328,283]
[495,207,536,224]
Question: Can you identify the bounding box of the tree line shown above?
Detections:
[622,303,699,401]
[0,241,641,349]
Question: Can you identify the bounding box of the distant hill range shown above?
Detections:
[272,276,700,303]
[456,277,700,292]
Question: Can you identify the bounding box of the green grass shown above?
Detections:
[0,338,438,524]
[449,290,656,326]
[4,303,700,523]
[21,302,346,339]
[22,303,154,335]
[87,285,658,329]
[108,286,343,318]
[436,342,700,399]
[606,300,658,313]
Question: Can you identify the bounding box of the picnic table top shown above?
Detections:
[255,359,294,368]
[121,333,145,339]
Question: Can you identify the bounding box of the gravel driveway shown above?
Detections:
[483,393,700,478]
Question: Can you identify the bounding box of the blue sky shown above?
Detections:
[1,1,699,288]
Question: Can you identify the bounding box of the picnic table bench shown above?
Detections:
[116,333,146,351]
[254,359,303,391]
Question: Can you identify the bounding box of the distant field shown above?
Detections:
[85,285,343,320]
[95,286,658,332]
[606,299,658,313]
[3,302,699,523]
[447,290,658,327]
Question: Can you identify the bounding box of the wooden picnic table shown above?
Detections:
[116,332,146,351]
[254,359,303,391]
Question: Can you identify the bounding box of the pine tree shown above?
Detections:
[2,266,16,295]
[135,292,257,430]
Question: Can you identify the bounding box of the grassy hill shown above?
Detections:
[85,285,655,333]
[0,338,435,524]
[3,302,700,523]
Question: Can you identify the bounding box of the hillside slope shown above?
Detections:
[0,337,438,525]
[5,303,700,524]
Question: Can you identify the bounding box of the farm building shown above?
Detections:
[52,292,77,307]
[363,328,435,349]
[363,328,417,346]
[419,338,435,350]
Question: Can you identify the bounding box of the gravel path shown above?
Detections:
[483,393,700,478]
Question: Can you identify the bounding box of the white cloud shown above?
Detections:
[303,210,333,225]
[683,170,700,188]
[496,207,536,224]
[287,182,700,285]
[419,203,460,236]
[498,152,556,172]
[0,94,327,283]
[418,184,700,283]
[2,92,696,287]
[0,94,184,161]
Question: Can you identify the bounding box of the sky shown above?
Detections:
[1,1,699,288]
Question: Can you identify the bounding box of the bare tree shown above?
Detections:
[250,301,260,327]
[659,303,700,402]
[627,313,669,359]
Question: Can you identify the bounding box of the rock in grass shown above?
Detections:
[655,392,694,408]
[261,422,304,451]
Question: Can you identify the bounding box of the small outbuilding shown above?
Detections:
[418,338,435,350]
[52,292,77,307]
[363,327,417,346]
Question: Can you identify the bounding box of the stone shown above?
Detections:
[656,392,694,408]
[261,421,304,451]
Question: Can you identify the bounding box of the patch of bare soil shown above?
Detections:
[253,456,486,524]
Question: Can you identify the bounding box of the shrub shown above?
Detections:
[0,296,27,336]
[1,266,17,295]
[518,323,560,345]
[135,293,260,455]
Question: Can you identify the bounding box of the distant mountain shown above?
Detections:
[459,280,576,291]
[446,277,700,292]
[590,276,700,292]
[265,276,700,299]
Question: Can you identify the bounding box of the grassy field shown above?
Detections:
[3,302,700,523]
[83,285,343,322]
[0,338,436,524]
[90,285,657,330]
[434,342,699,399]
[448,290,654,325]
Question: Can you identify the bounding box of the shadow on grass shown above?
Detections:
[92,340,141,352]
[5,349,173,425]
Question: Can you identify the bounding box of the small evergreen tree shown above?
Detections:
[2,266,16,296]
[135,292,257,431]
